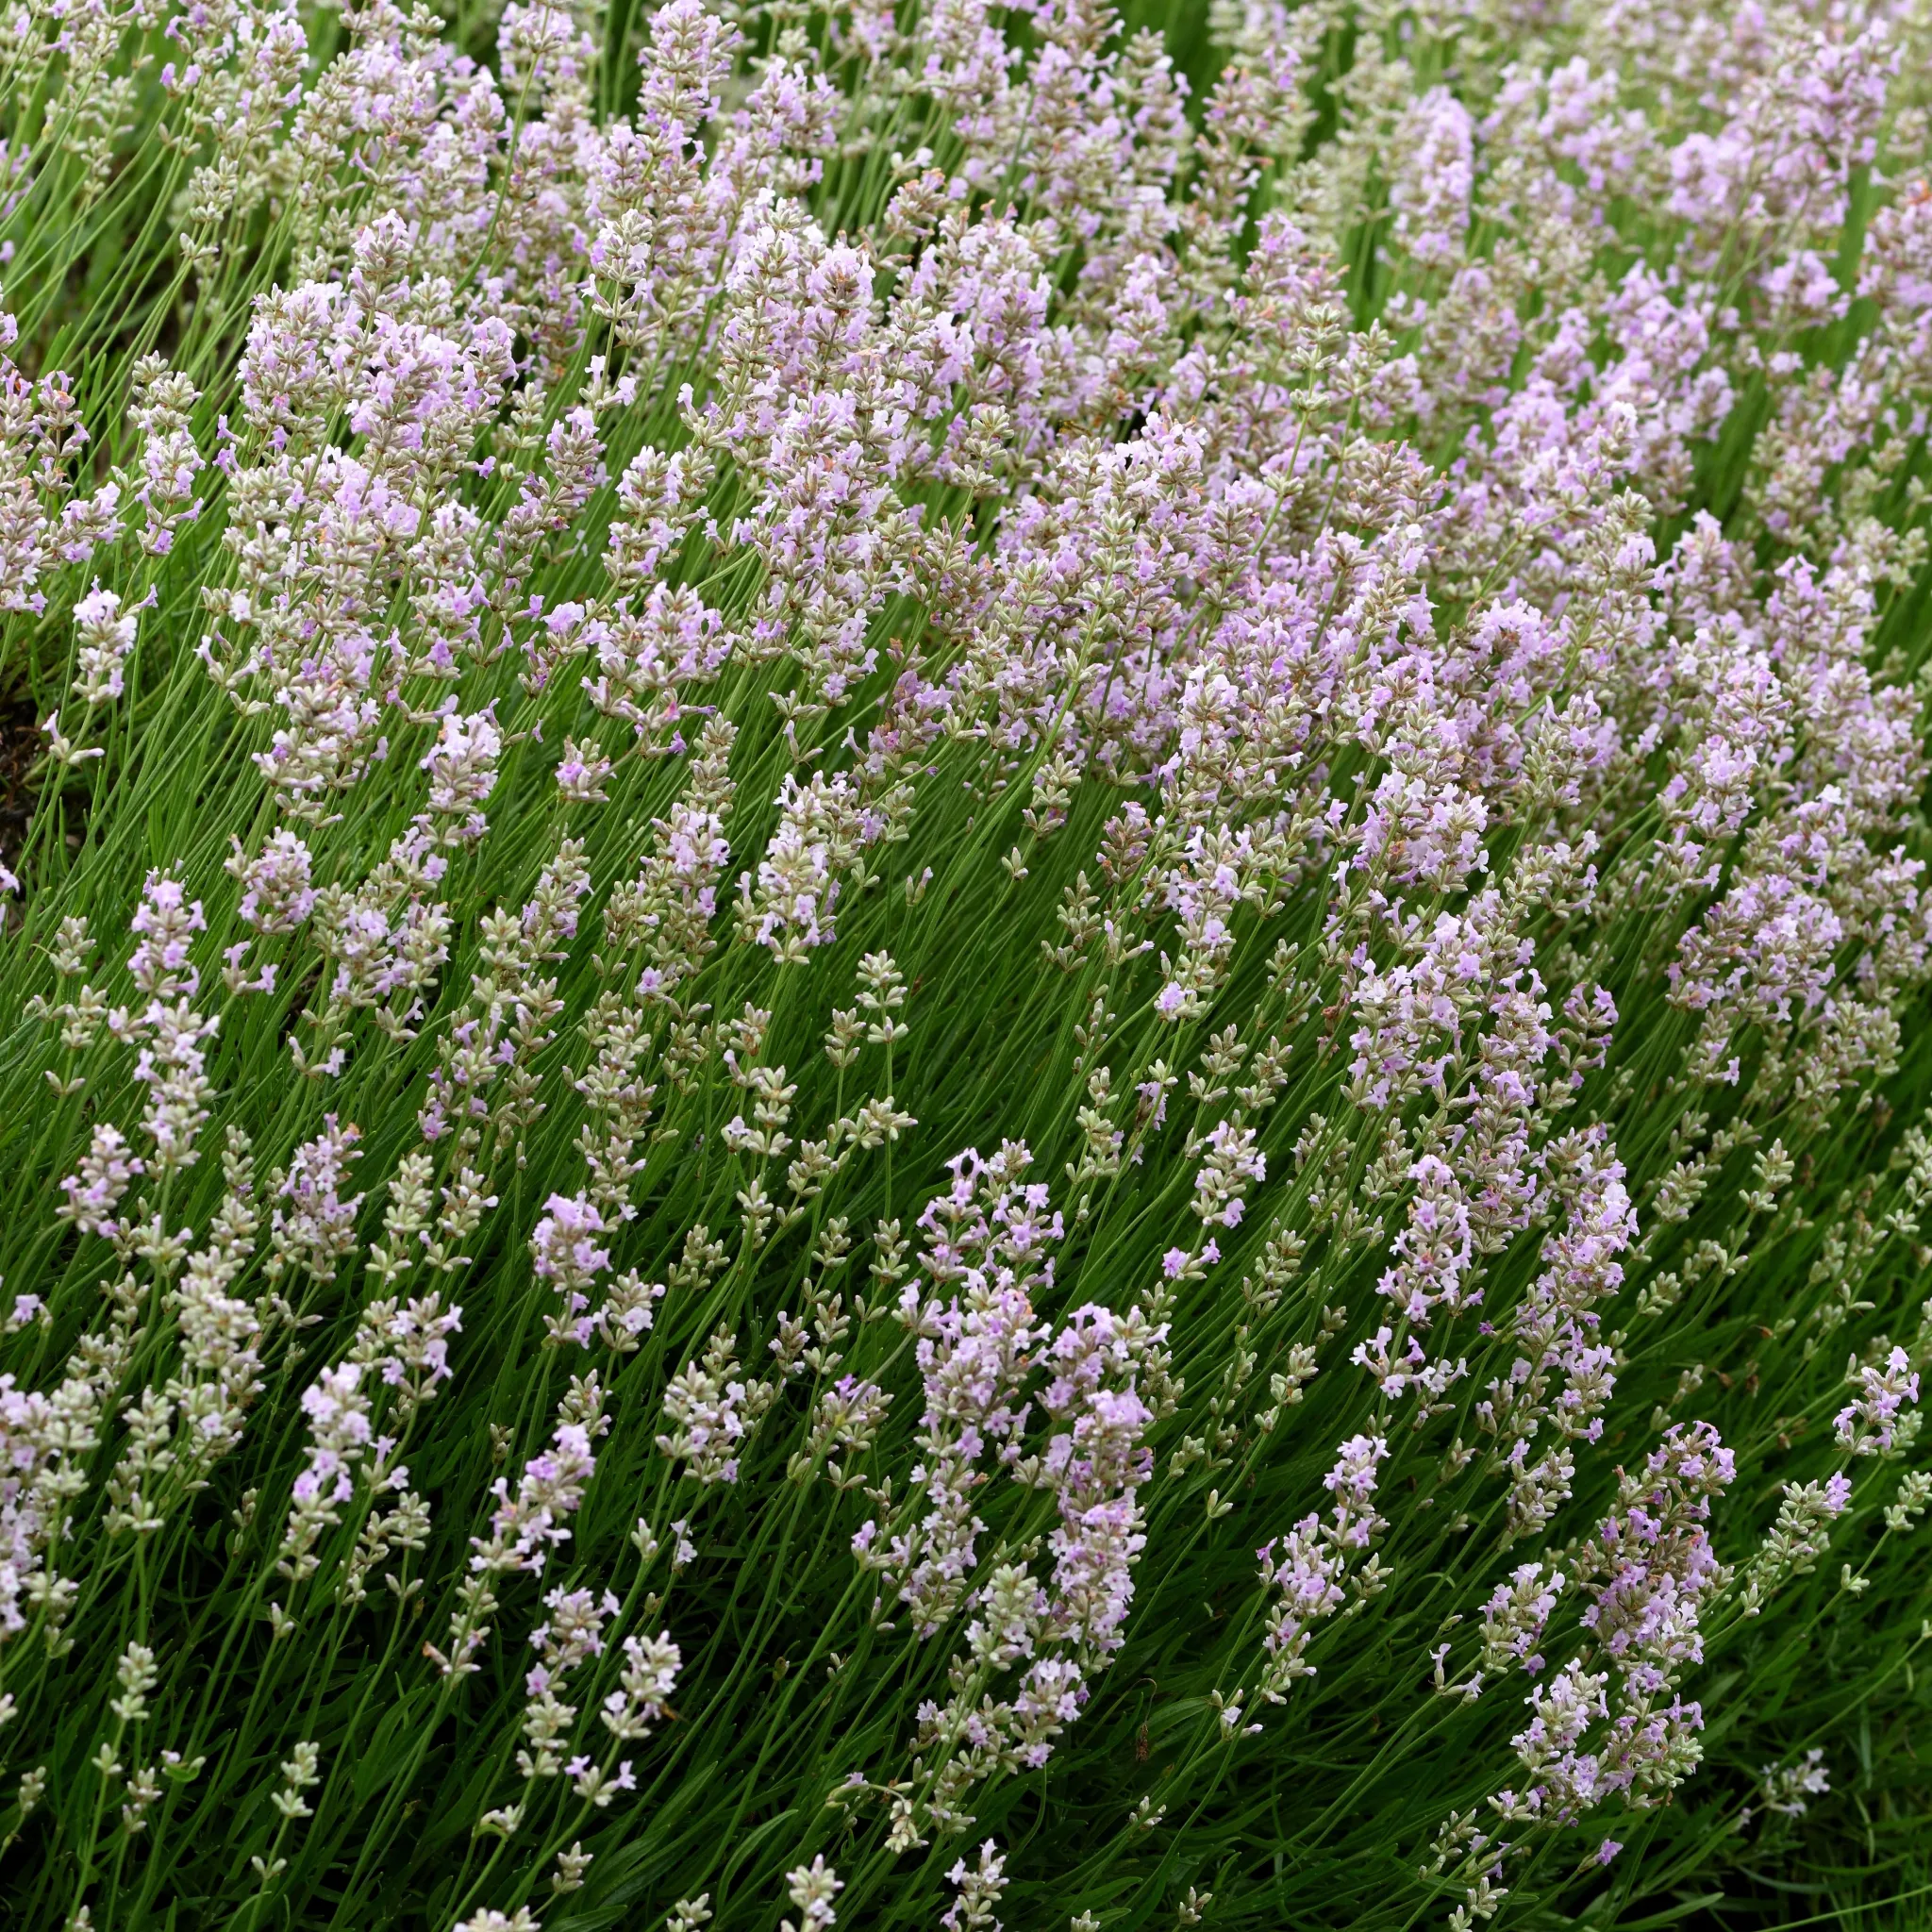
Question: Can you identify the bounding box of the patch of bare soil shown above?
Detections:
[0,692,40,879]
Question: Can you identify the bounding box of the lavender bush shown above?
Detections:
[1,0,1930,1924]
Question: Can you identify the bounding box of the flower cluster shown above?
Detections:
[1,0,1931,1928]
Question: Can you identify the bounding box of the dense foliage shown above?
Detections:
[2,0,1931,1926]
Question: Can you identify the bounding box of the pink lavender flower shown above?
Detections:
[530,1193,611,1346]
[858,1146,1057,1633]
[657,1332,773,1485]
[128,870,205,1001]
[1037,1304,1159,1661]
[1257,1434,1389,1700]
[1835,1348,1921,1457]
[229,829,317,932]
[58,1124,143,1238]
[1390,90,1474,268]
[267,1117,364,1284]
[475,1418,600,1575]
[72,584,138,705]
[739,771,868,961]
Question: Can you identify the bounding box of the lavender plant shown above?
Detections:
[1,0,1930,1926]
